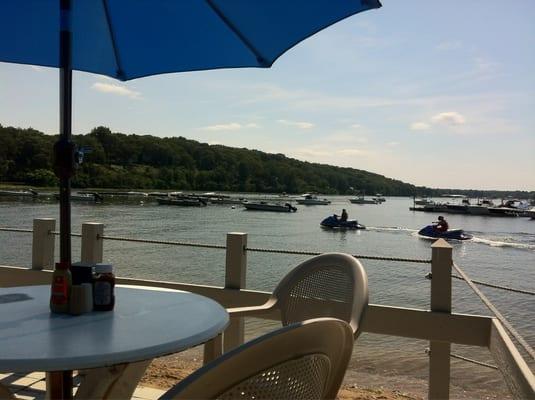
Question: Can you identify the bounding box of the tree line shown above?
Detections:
[0,124,533,199]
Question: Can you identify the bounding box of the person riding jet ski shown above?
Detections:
[433,216,449,232]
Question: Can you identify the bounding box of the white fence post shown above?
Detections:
[429,238,453,400]
[81,223,104,264]
[223,232,247,352]
[32,218,56,270]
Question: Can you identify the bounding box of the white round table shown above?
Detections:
[0,285,229,372]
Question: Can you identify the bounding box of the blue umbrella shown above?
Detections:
[0,0,381,265]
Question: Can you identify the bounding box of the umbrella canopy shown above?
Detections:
[2,0,380,81]
[0,0,381,265]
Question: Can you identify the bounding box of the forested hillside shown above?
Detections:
[1,124,532,199]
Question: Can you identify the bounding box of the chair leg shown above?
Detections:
[0,383,14,400]
[203,333,223,365]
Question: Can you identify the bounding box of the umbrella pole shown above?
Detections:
[51,1,75,396]
[55,0,74,266]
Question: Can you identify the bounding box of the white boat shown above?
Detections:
[208,196,245,205]
[414,197,434,206]
[488,199,530,217]
[349,196,378,205]
[373,194,386,203]
[243,201,297,212]
[295,193,331,205]
[0,189,38,197]
[54,193,103,202]
[466,199,495,215]
[157,197,207,207]
[525,207,535,219]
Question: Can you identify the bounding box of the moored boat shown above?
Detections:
[243,201,297,212]
[414,197,434,206]
[349,196,378,205]
[296,193,331,205]
[157,197,207,206]
[54,192,103,202]
[0,189,38,197]
[373,194,386,203]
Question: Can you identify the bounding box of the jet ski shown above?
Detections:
[418,225,472,240]
[320,216,366,230]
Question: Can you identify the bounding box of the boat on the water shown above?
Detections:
[525,207,535,219]
[414,197,434,206]
[373,194,386,203]
[0,189,38,197]
[320,215,365,230]
[54,192,103,202]
[418,225,473,240]
[490,199,531,217]
[243,201,297,212]
[349,196,378,205]
[157,197,207,206]
[296,193,331,205]
[466,199,495,215]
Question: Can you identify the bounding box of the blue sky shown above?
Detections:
[1,1,534,190]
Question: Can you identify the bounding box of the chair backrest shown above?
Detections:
[160,318,354,400]
[273,252,368,336]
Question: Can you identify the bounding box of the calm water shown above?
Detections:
[1,195,534,398]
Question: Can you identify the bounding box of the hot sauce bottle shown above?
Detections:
[50,261,72,313]
[93,263,115,311]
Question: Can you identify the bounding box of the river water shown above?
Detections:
[1,195,534,399]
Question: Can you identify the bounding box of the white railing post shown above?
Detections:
[223,232,247,352]
[32,218,56,270]
[429,238,453,400]
[81,223,104,264]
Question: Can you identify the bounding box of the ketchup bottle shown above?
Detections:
[50,261,72,313]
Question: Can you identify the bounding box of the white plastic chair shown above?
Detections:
[160,318,354,400]
[228,252,368,337]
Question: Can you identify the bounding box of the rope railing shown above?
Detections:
[450,353,498,370]
[98,234,226,250]
[451,274,535,296]
[0,227,33,233]
[425,348,498,370]
[425,272,535,296]
[452,262,535,361]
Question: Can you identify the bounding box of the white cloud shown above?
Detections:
[431,111,466,126]
[91,82,140,99]
[277,119,315,129]
[410,122,431,131]
[199,122,259,131]
[200,122,242,131]
[387,141,400,147]
[350,124,362,129]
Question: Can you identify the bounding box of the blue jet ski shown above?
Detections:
[418,225,472,240]
[320,216,366,230]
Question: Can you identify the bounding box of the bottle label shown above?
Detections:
[51,276,68,305]
[94,281,112,305]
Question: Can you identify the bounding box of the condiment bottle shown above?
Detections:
[50,261,72,313]
[93,263,115,311]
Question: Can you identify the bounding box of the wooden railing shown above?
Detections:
[1,219,534,400]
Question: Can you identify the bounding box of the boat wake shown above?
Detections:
[369,226,535,250]
[471,237,535,251]
[367,226,418,233]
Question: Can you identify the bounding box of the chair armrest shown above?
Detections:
[227,298,277,318]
